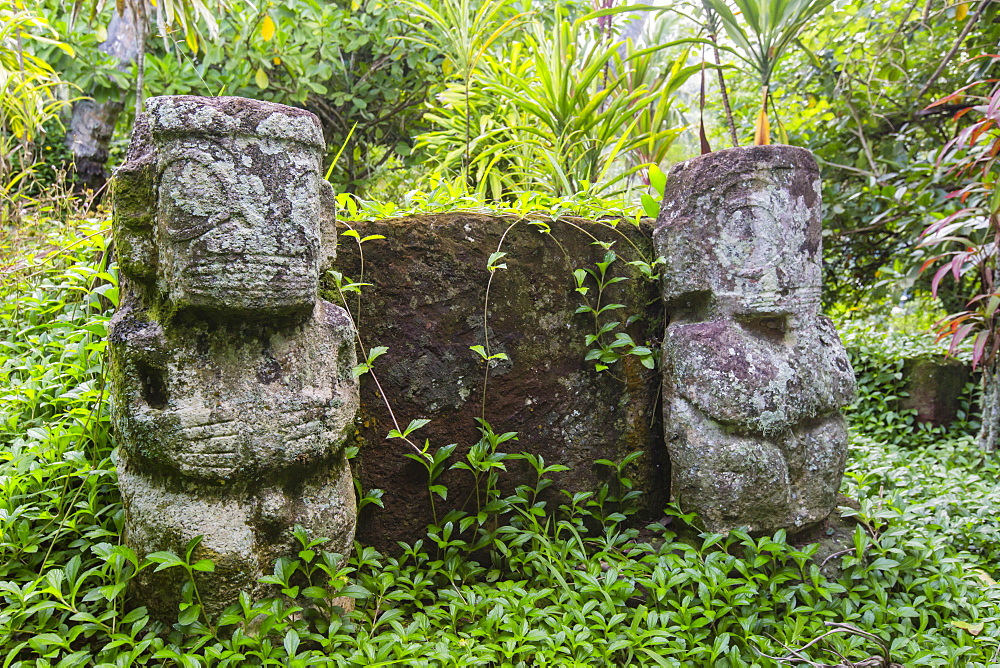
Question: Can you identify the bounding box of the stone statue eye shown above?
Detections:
[668,291,712,324]
[159,159,230,241]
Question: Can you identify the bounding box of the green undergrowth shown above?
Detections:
[1,214,999,666]
[838,315,982,448]
[332,179,647,225]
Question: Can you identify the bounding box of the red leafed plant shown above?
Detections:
[920,57,999,368]
[919,55,999,449]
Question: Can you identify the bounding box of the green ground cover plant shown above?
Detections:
[0,210,998,666]
[838,312,981,449]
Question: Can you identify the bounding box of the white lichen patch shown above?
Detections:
[256,112,323,147]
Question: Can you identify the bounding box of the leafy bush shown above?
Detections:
[412,5,693,198]
[36,0,439,192]
[0,4,73,217]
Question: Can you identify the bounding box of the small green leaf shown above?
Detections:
[255,67,269,89]
[191,559,215,572]
[338,584,372,599]
[403,418,430,437]
[123,607,148,624]
[146,551,184,572]
[649,164,667,197]
[177,604,201,626]
[302,586,329,599]
[284,628,300,657]
[641,193,660,219]
[487,251,508,271]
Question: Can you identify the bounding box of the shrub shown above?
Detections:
[838,315,980,447]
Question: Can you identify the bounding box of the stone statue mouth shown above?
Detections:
[162,408,332,480]
[184,254,317,268]
[181,258,318,289]
[740,286,821,312]
[184,267,314,279]
[173,419,242,478]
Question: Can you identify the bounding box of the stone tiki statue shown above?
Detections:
[654,146,856,534]
[109,96,359,617]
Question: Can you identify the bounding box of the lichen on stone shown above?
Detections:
[109,96,359,620]
[654,145,856,535]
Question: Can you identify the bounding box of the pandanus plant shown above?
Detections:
[700,0,832,145]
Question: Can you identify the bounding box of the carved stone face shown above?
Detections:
[133,96,328,316]
[155,139,321,314]
[656,146,854,432]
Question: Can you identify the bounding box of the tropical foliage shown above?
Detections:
[919,58,999,371]
[33,0,440,191]
[0,2,72,214]
[700,0,833,144]
[1,221,999,664]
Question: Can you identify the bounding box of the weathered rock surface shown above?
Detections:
[654,145,856,535]
[980,359,1000,452]
[900,357,971,426]
[332,214,666,552]
[109,96,358,619]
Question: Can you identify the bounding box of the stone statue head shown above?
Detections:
[113,96,337,316]
[656,146,824,323]
[655,145,854,440]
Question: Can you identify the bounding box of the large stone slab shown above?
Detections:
[110,96,358,619]
[331,214,666,551]
[654,145,856,535]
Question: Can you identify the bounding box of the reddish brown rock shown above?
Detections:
[901,357,971,426]
[329,214,666,552]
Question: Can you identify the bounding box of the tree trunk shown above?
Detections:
[980,355,999,452]
[65,2,142,194]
